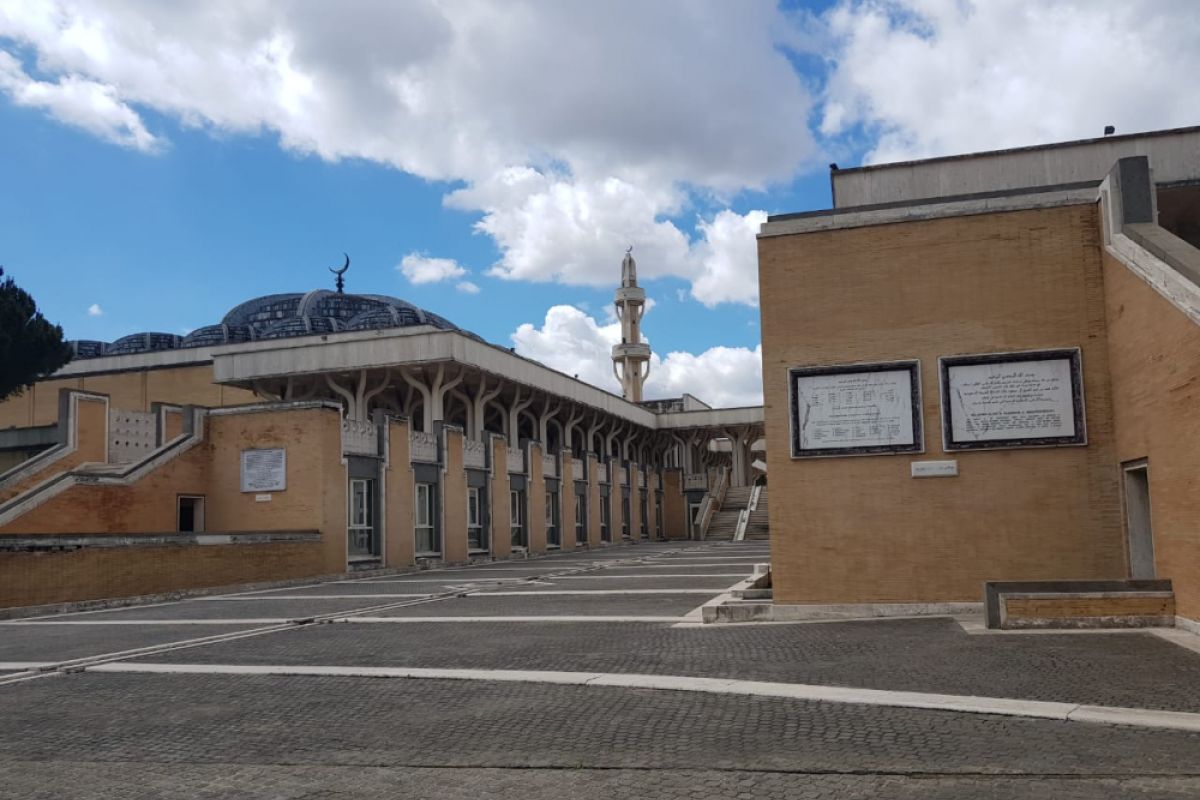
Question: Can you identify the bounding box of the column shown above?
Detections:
[489,434,512,560]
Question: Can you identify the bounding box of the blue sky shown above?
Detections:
[2,1,1195,405]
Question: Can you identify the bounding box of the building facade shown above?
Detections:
[0,256,764,608]
[759,126,1200,625]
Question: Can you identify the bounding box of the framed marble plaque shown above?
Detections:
[788,360,923,458]
[240,447,287,492]
[939,348,1086,451]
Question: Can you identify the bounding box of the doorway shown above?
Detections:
[1122,460,1155,579]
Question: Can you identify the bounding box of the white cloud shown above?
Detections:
[398,253,467,285]
[511,304,762,408]
[690,209,768,307]
[455,280,480,294]
[820,1,1200,163]
[0,2,813,306]
[0,51,161,151]
[87,303,103,316]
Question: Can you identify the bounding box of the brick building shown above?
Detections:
[759,126,1200,627]
[0,254,764,608]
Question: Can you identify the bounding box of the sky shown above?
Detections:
[2,0,1198,407]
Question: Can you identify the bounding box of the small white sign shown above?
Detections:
[911,460,958,478]
[254,494,273,503]
[241,448,286,493]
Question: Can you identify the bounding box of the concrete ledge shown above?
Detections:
[0,531,321,552]
[703,601,983,624]
[984,580,1174,630]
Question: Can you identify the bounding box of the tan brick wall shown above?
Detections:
[628,462,642,539]
[561,452,577,550]
[587,458,603,547]
[661,469,687,539]
[0,394,109,504]
[759,203,1125,604]
[607,465,622,543]
[0,364,260,429]
[1004,593,1175,621]
[490,437,512,559]
[527,443,546,554]
[1,405,347,575]
[384,417,415,568]
[1102,250,1200,621]
[0,540,326,609]
[442,428,469,563]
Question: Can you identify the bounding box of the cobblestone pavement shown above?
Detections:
[3,540,1200,799]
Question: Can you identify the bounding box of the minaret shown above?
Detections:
[611,247,651,402]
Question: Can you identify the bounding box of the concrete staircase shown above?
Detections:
[745,488,769,540]
[705,486,767,541]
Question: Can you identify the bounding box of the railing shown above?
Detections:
[571,459,584,481]
[733,508,750,542]
[696,466,729,540]
[410,431,437,463]
[748,484,763,512]
[506,448,525,474]
[109,410,156,464]
[341,419,379,457]
[542,453,557,478]
[684,472,708,491]
[463,439,487,470]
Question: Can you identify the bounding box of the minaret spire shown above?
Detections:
[611,246,651,402]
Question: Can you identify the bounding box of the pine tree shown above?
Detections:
[0,267,73,402]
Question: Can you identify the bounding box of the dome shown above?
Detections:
[68,289,469,359]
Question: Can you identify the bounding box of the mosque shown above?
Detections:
[0,249,764,609]
[2,124,1198,634]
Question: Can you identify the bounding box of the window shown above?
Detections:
[348,479,376,556]
[510,489,526,548]
[655,493,663,538]
[575,494,586,545]
[416,482,438,554]
[467,487,485,551]
[639,495,649,539]
[601,496,611,542]
[621,495,631,539]
[546,491,560,547]
[177,495,204,533]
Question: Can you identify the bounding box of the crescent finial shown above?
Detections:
[329,253,350,293]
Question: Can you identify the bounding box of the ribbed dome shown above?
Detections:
[68,290,466,359]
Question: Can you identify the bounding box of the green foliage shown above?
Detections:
[0,267,73,402]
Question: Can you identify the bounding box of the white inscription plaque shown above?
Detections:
[940,349,1085,450]
[789,361,922,457]
[240,448,287,493]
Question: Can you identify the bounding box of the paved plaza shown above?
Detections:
[3,541,1200,799]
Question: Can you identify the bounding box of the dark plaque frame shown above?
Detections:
[939,348,1086,452]
[788,360,923,459]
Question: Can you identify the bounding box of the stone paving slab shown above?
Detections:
[575,564,756,576]
[47,598,415,621]
[124,618,1200,713]
[2,762,1199,800]
[497,576,742,591]
[0,623,267,663]
[3,673,1200,775]
[365,593,705,617]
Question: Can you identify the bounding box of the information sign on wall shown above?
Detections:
[939,348,1086,451]
[240,448,287,492]
[788,360,923,458]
